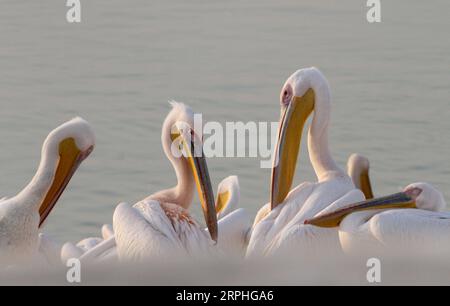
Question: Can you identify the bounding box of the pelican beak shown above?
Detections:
[304,188,421,228]
[39,138,94,227]
[359,168,374,200]
[171,125,218,242]
[215,190,230,215]
[270,89,315,209]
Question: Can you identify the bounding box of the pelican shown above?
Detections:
[62,102,249,263]
[0,118,95,264]
[246,67,365,257]
[347,153,374,200]
[306,162,449,255]
[113,102,254,261]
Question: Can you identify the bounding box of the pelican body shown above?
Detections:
[61,175,249,263]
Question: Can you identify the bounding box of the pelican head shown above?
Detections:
[271,67,329,209]
[305,182,446,228]
[347,154,374,199]
[403,183,446,212]
[159,101,218,242]
[215,175,240,219]
[28,117,95,226]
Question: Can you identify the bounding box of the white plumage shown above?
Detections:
[114,200,215,261]
[338,183,449,255]
[61,176,250,263]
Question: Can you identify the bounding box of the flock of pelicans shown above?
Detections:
[1,67,449,271]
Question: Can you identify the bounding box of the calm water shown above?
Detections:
[0,0,449,243]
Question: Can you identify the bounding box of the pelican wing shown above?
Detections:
[247,177,365,257]
[61,242,84,263]
[76,237,103,251]
[247,181,315,256]
[60,225,118,264]
[113,201,185,261]
[366,209,450,252]
[38,233,62,265]
[61,237,103,263]
[215,208,251,256]
[80,237,117,263]
[267,188,365,255]
[113,200,216,261]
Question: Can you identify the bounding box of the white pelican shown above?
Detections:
[306,162,449,255]
[0,118,95,264]
[62,102,249,263]
[246,67,365,257]
[347,153,374,199]
[113,102,253,261]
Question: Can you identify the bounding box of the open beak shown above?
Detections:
[304,188,421,228]
[270,89,315,209]
[172,124,218,242]
[39,138,94,227]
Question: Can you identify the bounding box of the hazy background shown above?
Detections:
[4,254,450,285]
[0,0,448,243]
